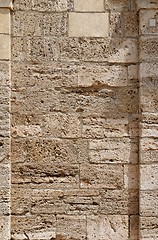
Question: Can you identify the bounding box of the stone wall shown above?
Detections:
[0,0,157,239]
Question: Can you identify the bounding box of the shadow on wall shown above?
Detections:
[11,0,140,239]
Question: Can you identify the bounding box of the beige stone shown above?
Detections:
[74,0,104,12]
[124,165,139,190]
[140,138,158,163]
[80,164,123,189]
[0,216,10,240]
[130,215,139,240]
[138,0,158,9]
[68,13,109,37]
[140,10,158,35]
[140,36,158,62]
[105,0,130,11]
[0,34,10,59]
[140,217,158,239]
[140,164,158,190]
[0,9,10,34]
[87,215,128,240]
[140,191,158,216]
[0,0,12,8]
[56,215,87,240]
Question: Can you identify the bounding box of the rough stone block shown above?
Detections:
[140,113,158,138]
[56,215,87,240]
[140,138,158,163]
[68,13,109,37]
[0,34,10,59]
[140,191,158,216]
[123,11,139,37]
[99,189,139,215]
[0,216,10,240]
[109,12,123,37]
[140,36,158,62]
[140,164,158,190]
[0,189,10,216]
[138,0,158,9]
[89,138,138,164]
[140,10,158,35]
[0,138,10,163]
[0,9,10,34]
[12,162,79,188]
[0,0,12,8]
[11,215,56,240]
[60,37,138,63]
[82,114,139,139]
[0,164,10,188]
[104,0,130,11]
[140,217,158,239]
[74,0,104,11]
[0,61,10,86]
[80,164,123,189]
[87,215,128,240]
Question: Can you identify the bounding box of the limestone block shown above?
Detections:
[0,189,10,215]
[80,164,123,189]
[140,164,158,190]
[0,9,10,34]
[89,138,138,164]
[140,113,158,138]
[0,216,10,240]
[140,191,158,216]
[140,138,158,163]
[123,11,139,37]
[56,215,87,240]
[104,0,130,11]
[140,10,158,35]
[33,0,73,12]
[138,0,158,9]
[87,215,128,240]
[78,64,128,87]
[12,125,42,138]
[11,215,56,240]
[63,189,100,215]
[124,165,139,189]
[0,61,10,86]
[0,138,10,163]
[0,164,10,188]
[140,217,158,239]
[74,0,104,12]
[99,189,139,215]
[30,189,66,215]
[140,36,158,62]
[140,62,158,79]
[11,188,31,215]
[60,37,138,63]
[12,162,79,188]
[68,13,109,37]
[11,63,78,90]
[0,34,10,59]
[0,0,12,8]
[82,114,139,139]
[12,138,88,165]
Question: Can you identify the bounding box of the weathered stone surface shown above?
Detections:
[140,138,158,163]
[0,189,10,216]
[89,138,138,164]
[11,215,56,240]
[0,216,10,240]
[69,13,109,37]
[80,164,123,189]
[0,34,10,59]
[87,215,128,240]
[130,215,139,240]
[74,0,104,11]
[124,165,139,190]
[0,0,12,8]
[105,0,130,11]
[138,0,158,9]
[140,191,158,216]
[99,189,139,215]
[140,164,158,190]
[0,164,10,188]
[140,113,158,138]
[140,10,158,35]
[0,138,10,163]
[123,11,139,37]
[56,215,87,240]
[0,61,10,86]
[140,36,158,62]
[140,217,158,239]
[0,9,10,34]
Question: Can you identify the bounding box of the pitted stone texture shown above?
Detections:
[0,9,10,34]
[140,217,158,240]
[138,0,158,9]
[0,62,10,86]
[87,215,128,240]
[140,164,158,190]
[74,0,104,12]
[140,191,158,216]
[140,138,158,163]
[89,138,138,164]
[80,164,123,189]
[12,215,56,240]
[0,216,10,240]
[104,0,130,11]
[0,34,10,59]
[69,13,109,37]
[140,10,158,35]
[56,215,87,240]
[140,113,158,138]
[140,36,158,62]
[0,189,10,216]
